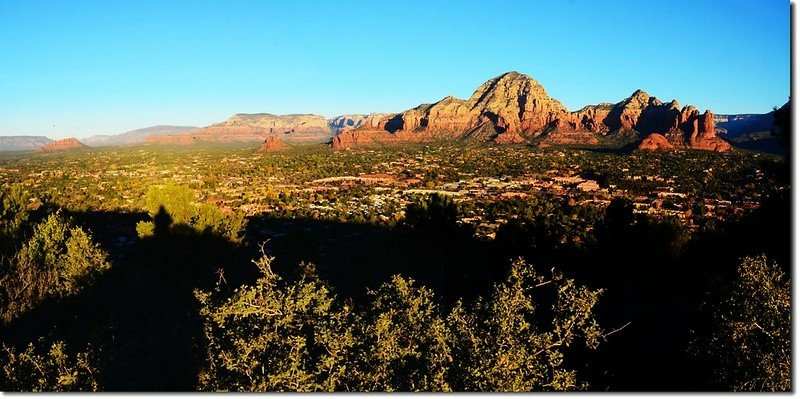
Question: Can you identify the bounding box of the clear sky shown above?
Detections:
[0,0,790,139]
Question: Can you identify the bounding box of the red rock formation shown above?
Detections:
[36,137,88,153]
[332,72,571,149]
[638,133,675,151]
[328,71,730,152]
[257,136,288,152]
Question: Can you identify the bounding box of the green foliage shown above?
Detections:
[0,184,30,255]
[135,220,155,238]
[138,184,246,243]
[196,254,358,391]
[197,254,603,392]
[0,213,111,323]
[357,276,451,391]
[708,255,790,391]
[0,339,100,392]
[447,259,603,391]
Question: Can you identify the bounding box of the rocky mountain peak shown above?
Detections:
[332,71,730,152]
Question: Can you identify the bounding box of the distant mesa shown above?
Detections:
[36,137,88,153]
[0,136,52,152]
[82,125,199,147]
[257,136,288,152]
[147,114,332,145]
[331,71,731,152]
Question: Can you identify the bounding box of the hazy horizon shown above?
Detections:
[0,0,790,139]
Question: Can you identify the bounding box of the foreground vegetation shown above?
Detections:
[0,141,790,391]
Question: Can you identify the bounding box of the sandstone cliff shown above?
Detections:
[332,71,730,152]
[36,137,88,153]
[148,113,332,145]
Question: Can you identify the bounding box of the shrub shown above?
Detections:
[0,213,110,323]
[0,340,99,392]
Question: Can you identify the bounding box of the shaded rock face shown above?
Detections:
[0,136,52,152]
[331,71,729,152]
[36,137,87,153]
[256,136,288,152]
[329,114,371,133]
[148,114,332,145]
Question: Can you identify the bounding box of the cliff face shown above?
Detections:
[147,114,332,144]
[36,137,88,153]
[0,136,52,152]
[332,71,730,152]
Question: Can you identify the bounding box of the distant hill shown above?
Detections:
[715,113,774,138]
[82,125,199,146]
[0,136,53,152]
[715,108,788,155]
[146,114,331,145]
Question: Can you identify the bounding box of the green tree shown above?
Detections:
[707,255,790,391]
[197,253,605,392]
[0,185,30,256]
[447,259,603,391]
[136,184,246,243]
[356,275,451,391]
[195,253,358,391]
[0,213,111,323]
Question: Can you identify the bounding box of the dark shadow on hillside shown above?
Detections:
[244,215,506,307]
[1,207,254,391]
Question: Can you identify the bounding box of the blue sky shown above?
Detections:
[0,0,790,138]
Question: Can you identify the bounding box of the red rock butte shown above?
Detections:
[257,136,288,152]
[36,137,88,153]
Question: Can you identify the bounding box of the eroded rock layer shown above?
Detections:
[332,71,730,152]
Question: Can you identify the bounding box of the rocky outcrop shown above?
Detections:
[148,114,332,145]
[36,137,87,153]
[638,133,674,151]
[331,71,730,152]
[257,136,288,152]
[0,136,52,152]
